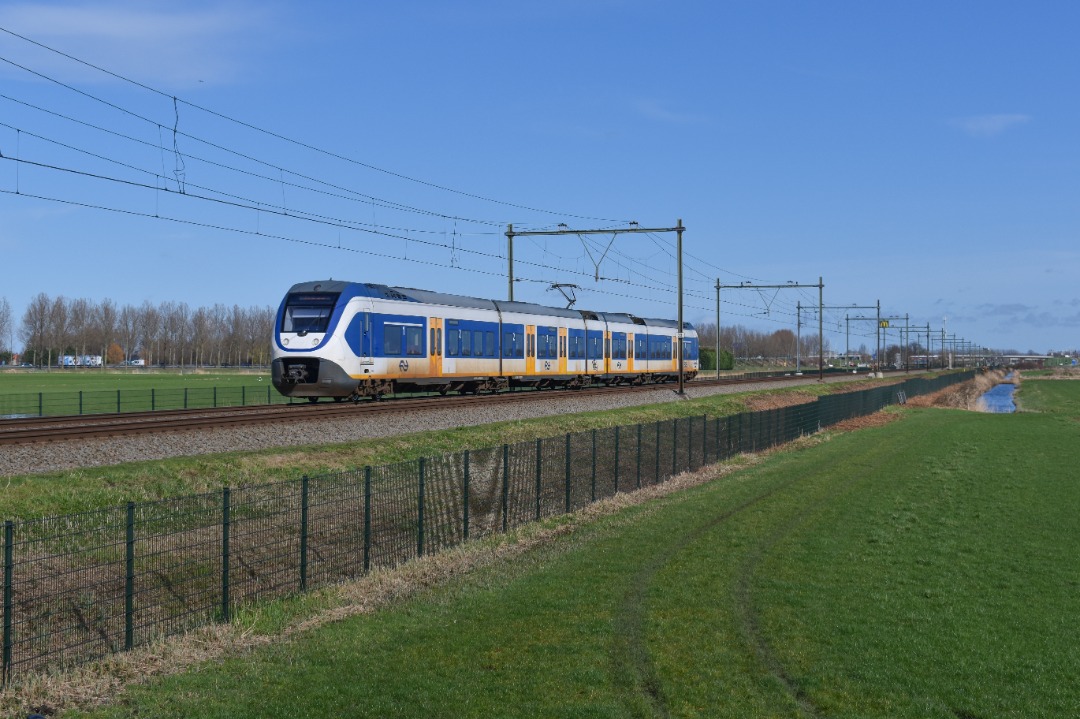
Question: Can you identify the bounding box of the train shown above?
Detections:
[271,280,699,401]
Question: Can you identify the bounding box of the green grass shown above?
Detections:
[0,370,281,417]
[1017,377,1080,415]
[0,369,267,393]
[65,381,1080,718]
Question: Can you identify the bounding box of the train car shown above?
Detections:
[271,281,698,401]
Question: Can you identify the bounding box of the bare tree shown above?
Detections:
[137,301,161,367]
[117,304,139,363]
[67,298,93,359]
[94,298,118,366]
[0,297,12,357]
[47,296,70,368]
[19,293,52,366]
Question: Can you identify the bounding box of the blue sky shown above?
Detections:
[1,0,1077,355]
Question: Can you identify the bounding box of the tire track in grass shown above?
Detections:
[611,474,802,718]
[734,442,893,718]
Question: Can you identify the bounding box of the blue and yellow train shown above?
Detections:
[271,280,699,400]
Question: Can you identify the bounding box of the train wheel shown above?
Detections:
[307,397,319,404]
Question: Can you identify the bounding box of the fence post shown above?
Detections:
[117,389,121,414]
[3,521,13,686]
[222,487,231,623]
[418,458,426,558]
[300,475,309,591]
[672,419,678,478]
[79,390,83,416]
[151,388,155,412]
[702,414,709,466]
[38,392,42,417]
[125,502,135,651]
[363,467,371,573]
[463,451,470,541]
[535,439,542,521]
[564,434,571,513]
[184,387,188,410]
[242,386,246,407]
[636,424,642,489]
[591,429,597,502]
[213,387,218,408]
[502,445,509,532]
[614,426,620,494]
[655,422,661,484]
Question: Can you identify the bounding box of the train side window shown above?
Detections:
[384,325,402,356]
[485,331,495,357]
[605,338,611,359]
[437,328,442,356]
[473,331,483,357]
[430,328,437,356]
[406,326,423,356]
[461,330,471,357]
[447,329,459,357]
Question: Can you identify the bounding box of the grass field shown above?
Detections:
[0,369,268,392]
[49,378,1080,718]
[0,369,281,417]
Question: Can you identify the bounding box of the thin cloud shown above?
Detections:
[634,99,707,125]
[949,113,1031,138]
[0,1,275,88]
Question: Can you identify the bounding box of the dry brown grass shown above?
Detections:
[906,370,1008,412]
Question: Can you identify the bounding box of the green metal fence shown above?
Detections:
[0,371,973,684]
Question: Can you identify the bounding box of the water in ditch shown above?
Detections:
[979,374,1017,413]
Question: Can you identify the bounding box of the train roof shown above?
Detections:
[285,281,693,331]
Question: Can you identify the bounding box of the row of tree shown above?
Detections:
[2,294,275,368]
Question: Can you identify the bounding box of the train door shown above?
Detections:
[558,327,567,374]
[627,332,634,372]
[525,325,536,375]
[429,317,443,377]
[359,309,374,365]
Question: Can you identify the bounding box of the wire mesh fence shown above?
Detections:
[0,371,974,683]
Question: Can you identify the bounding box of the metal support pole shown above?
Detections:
[125,502,135,650]
[502,445,509,532]
[796,301,802,373]
[462,453,470,541]
[363,467,372,572]
[564,434,572,513]
[715,278,721,379]
[418,458,425,558]
[3,521,12,686]
[300,475,309,591]
[222,488,230,623]
[505,224,515,301]
[677,219,685,395]
[818,276,824,381]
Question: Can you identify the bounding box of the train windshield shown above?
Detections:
[281,292,340,333]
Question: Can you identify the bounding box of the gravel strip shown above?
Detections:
[1,375,872,477]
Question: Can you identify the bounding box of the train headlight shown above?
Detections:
[283,338,289,346]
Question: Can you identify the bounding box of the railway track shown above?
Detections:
[0,372,874,446]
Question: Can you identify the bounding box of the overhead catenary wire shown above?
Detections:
[0,25,838,334]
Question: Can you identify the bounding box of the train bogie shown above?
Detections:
[271,281,699,401]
